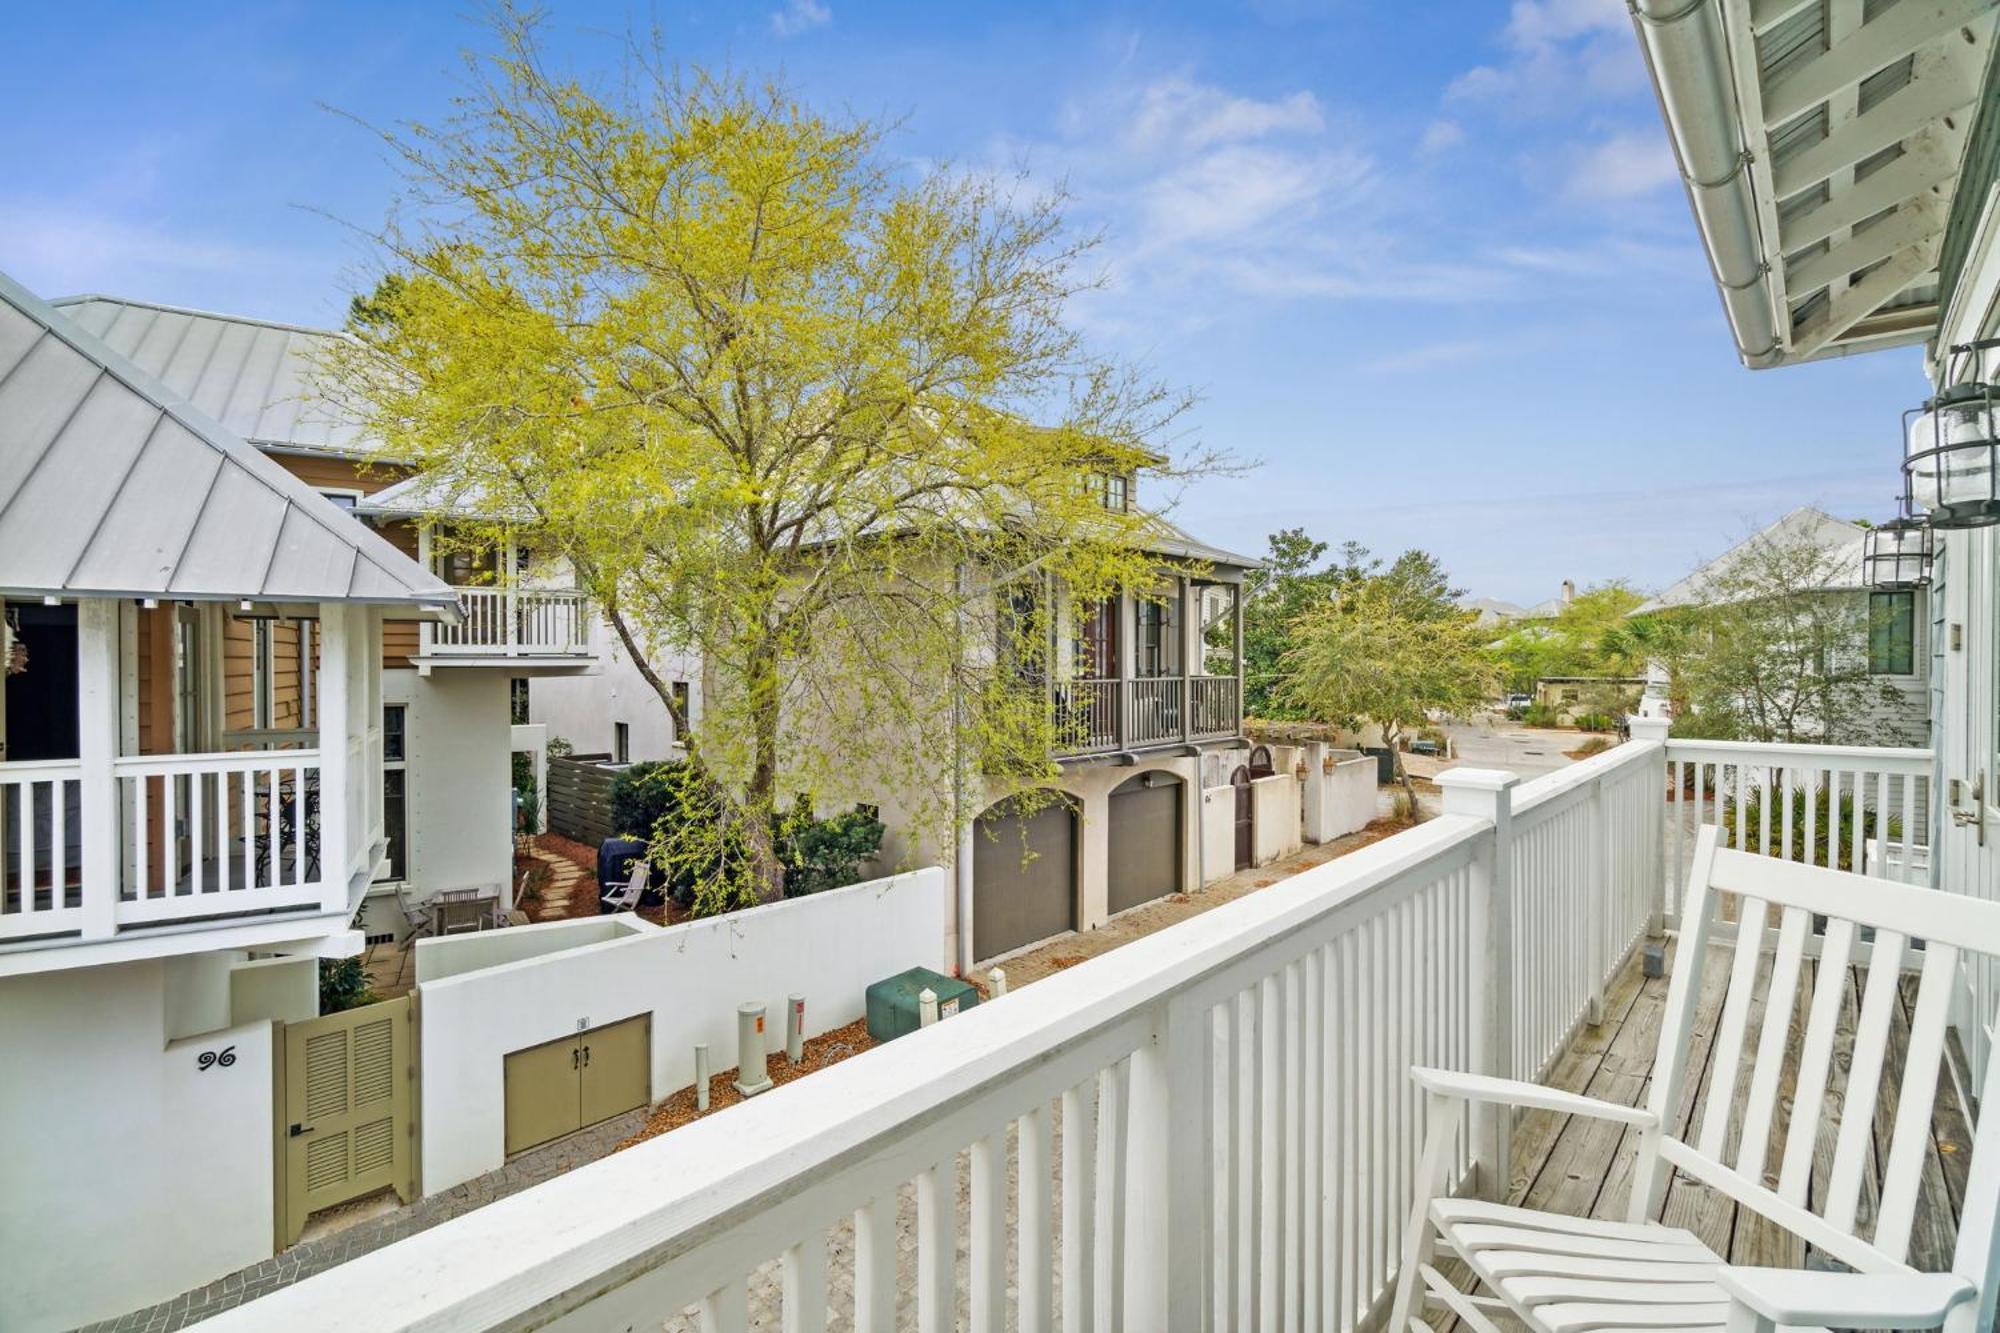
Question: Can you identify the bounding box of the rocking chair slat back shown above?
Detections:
[1640,826,2000,1333]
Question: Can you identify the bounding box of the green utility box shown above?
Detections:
[865,966,979,1042]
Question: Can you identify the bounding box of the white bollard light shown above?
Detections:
[786,993,806,1064]
[694,1042,711,1112]
[987,967,1007,998]
[734,1002,773,1097]
[918,987,939,1028]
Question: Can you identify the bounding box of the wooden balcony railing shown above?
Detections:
[1051,674,1242,758]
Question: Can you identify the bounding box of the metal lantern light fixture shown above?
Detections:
[1903,339,2000,529]
[1862,505,1932,590]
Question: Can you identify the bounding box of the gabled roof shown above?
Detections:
[1633,506,1867,613]
[0,269,457,610]
[51,293,378,457]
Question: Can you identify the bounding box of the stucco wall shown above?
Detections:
[1200,784,1235,885]
[1251,773,1302,865]
[229,955,318,1026]
[414,867,946,1195]
[384,668,515,910]
[1306,751,1377,844]
[529,617,700,762]
[0,959,274,1332]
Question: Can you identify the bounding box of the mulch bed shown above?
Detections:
[619,1018,877,1148]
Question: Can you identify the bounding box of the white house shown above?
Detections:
[1632,505,1932,745]
[0,269,460,1330]
[47,293,600,942]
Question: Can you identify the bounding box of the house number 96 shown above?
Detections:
[196,1045,237,1071]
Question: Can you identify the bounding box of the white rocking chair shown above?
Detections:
[1390,823,2000,1332]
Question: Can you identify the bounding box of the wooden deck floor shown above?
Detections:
[1439,935,1975,1330]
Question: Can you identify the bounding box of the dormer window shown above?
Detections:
[1088,471,1131,512]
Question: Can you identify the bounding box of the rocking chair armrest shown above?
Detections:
[1716,1268,1974,1327]
[1410,1067,1657,1128]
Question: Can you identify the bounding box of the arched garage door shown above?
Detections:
[974,793,1077,962]
[1108,771,1183,916]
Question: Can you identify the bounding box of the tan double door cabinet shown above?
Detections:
[503,1013,651,1155]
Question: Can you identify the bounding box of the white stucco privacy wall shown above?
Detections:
[1308,751,1377,844]
[1251,773,1302,866]
[1200,784,1235,886]
[0,960,275,1332]
[413,866,947,1194]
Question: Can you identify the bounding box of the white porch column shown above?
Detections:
[1438,766,1519,1199]
[316,602,354,915]
[76,598,120,940]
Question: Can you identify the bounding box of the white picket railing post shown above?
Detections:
[1628,718,1671,935]
[76,598,120,941]
[316,602,353,915]
[1438,766,1518,1200]
[1123,992,1208,1331]
[1588,768,1609,1027]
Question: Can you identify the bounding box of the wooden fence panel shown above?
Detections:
[547,755,619,848]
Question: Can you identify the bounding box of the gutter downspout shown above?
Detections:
[1631,0,1786,368]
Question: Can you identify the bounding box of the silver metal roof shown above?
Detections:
[0,269,457,610]
[1633,506,1868,613]
[51,293,379,457]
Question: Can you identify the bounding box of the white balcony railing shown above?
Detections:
[210,733,1695,1331]
[0,760,84,940]
[425,586,590,657]
[0,748,347,944]
[113,750,327,926]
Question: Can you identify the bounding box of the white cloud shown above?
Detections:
[1447,0,1644,112]
[1565,131,1677,201]
[0,202,301,290]
[1124,76,1325,151]
[1141,143,1368,245]
[769,0,831,38]
[1418,119,1465,155]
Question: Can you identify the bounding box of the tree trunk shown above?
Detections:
[741,632,787,903]
[1386,720,1423,822]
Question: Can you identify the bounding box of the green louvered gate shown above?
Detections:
[280,995,417,1244]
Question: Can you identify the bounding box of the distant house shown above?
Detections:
[1631,507,1928,745]
[1532,675,1646,723]
[1466,596,1528,629]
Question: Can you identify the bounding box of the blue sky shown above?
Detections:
[0,1,1931,603]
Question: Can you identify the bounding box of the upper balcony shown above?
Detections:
[204,725,1981,1331]
[1053,673,1243,757]
[0,597,396,976]
[414,585,595,672]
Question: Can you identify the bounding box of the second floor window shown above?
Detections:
[1869,590,1915,676]
[671,682,691,738]
[1075,597,1118,679]
[1136,595,1179,678]
[510,677,530,725]
[1086,471,1131,512]
[615,721,631,764]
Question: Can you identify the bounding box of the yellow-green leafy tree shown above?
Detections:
[319,14,1208,910]
[1276,578,1496,811]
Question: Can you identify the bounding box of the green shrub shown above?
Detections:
[1575,712,1617,733]
[778,804,886,897]
[616,762,886,912]
[1521,702,1561,728]
[1719,787,1898,872]
[318,957,376,1014]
